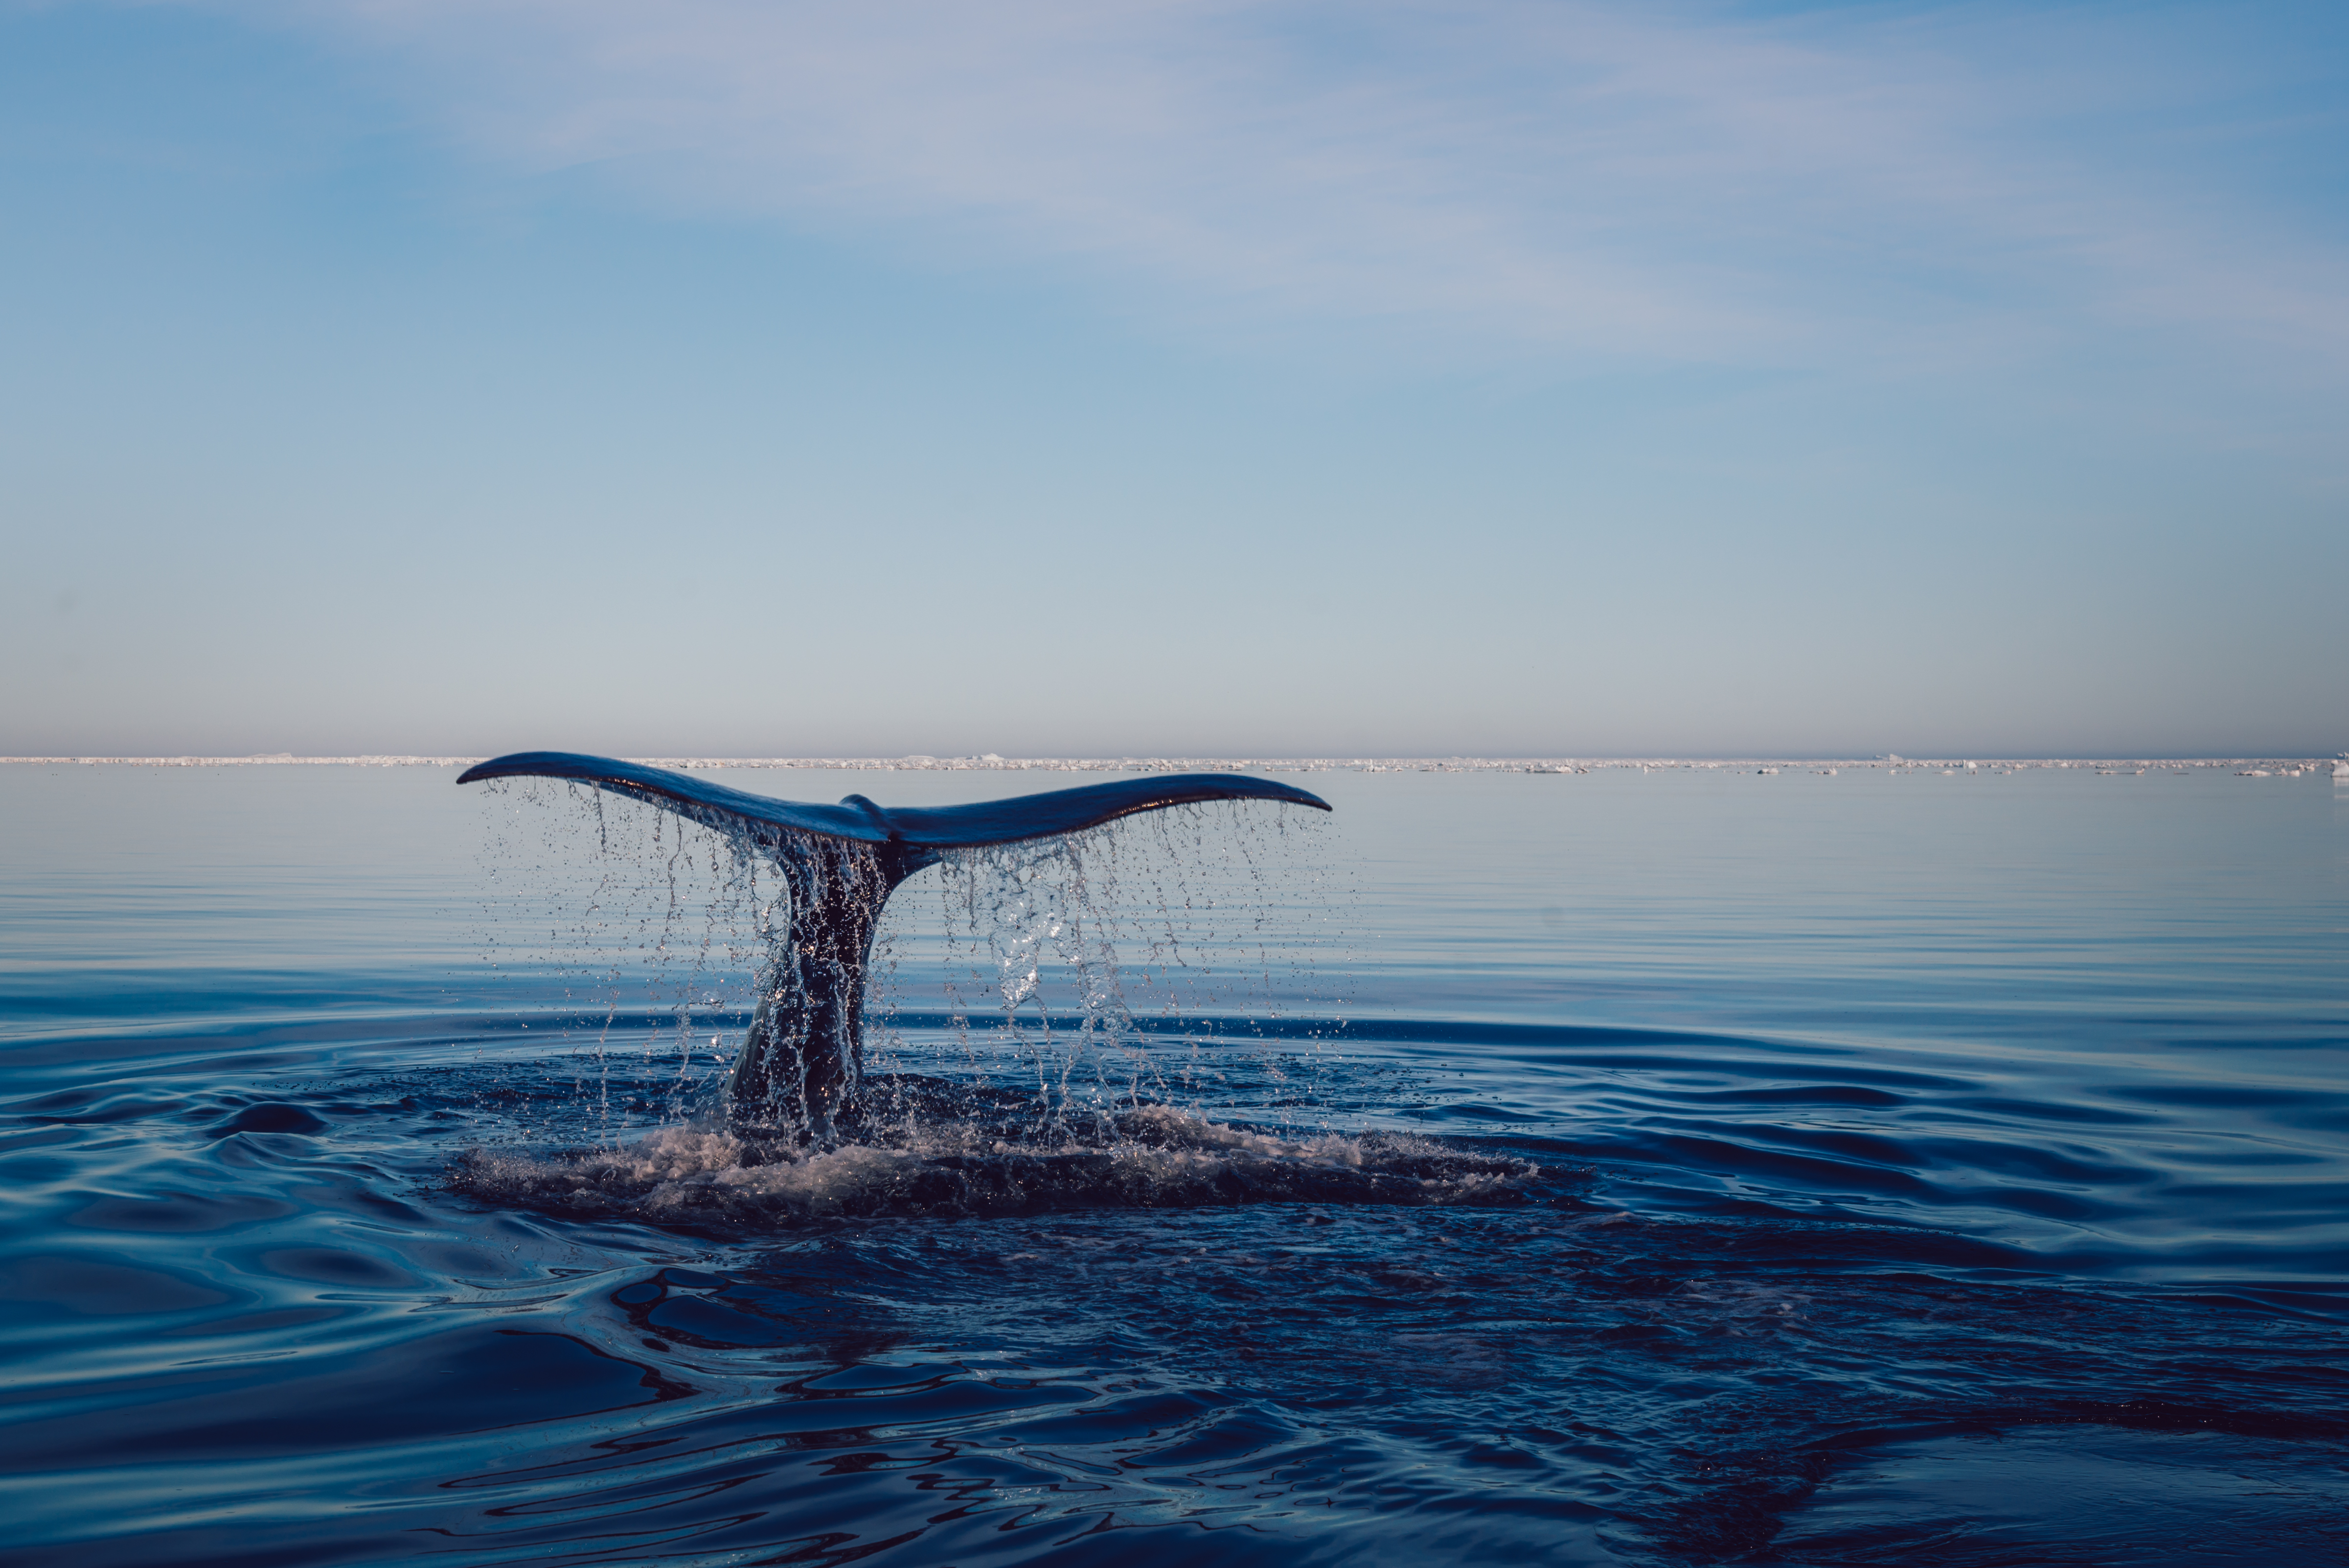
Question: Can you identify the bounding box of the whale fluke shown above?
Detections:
[459,752,1331,1137]
[455,751,1331,850]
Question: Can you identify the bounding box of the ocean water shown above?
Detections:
[1,762,2344,1566]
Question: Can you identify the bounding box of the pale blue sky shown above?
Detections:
[3,1,2343,757]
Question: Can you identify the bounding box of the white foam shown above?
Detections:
[454,1105,1538,1220]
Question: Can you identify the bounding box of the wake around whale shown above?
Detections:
[457,752,1332,1139]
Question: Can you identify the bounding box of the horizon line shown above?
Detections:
[3,754,2340,771]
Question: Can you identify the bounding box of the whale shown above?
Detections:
[458,752,1332,1136]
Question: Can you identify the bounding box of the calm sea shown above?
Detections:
[2,763,2344,1566]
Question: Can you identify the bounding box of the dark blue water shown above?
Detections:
[3,763,2345,1565]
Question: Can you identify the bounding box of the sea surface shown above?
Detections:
[2,762,2344,1566]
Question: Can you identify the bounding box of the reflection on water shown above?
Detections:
[0,765,2344,1565]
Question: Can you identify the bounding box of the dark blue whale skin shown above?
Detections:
[457,753,1331,1136]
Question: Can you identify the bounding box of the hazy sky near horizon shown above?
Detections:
[3,0,2344,758]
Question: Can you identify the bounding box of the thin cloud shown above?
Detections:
[197,0,2349,368]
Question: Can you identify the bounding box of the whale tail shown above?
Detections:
[459,753,1331,1135]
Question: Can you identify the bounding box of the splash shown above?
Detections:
[470,777,776,1132]
[910,802,1354,1132]
[465,776,1403,1216]
[467,756,1339,1143]
[451,1100,1547,1222]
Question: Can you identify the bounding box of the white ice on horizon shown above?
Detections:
[4,753,2339,774]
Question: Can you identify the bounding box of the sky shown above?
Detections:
[2,0,2344,759]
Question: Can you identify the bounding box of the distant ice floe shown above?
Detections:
[5,753,2340,778]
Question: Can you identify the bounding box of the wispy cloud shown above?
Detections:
[198,0,2349,368]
